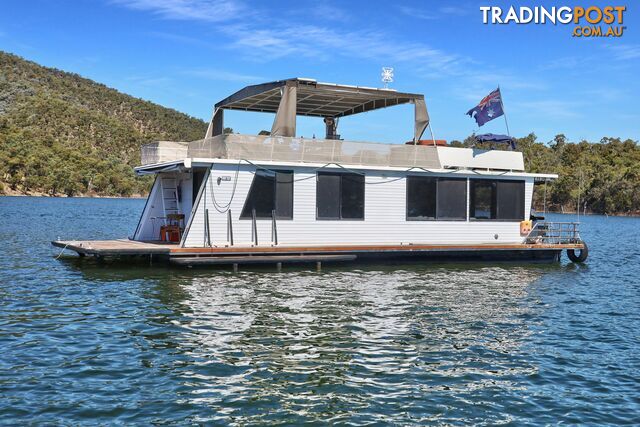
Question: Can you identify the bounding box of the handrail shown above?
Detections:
[204,208,212,247]
[525,221,581,245]
[227,209,234,246]
[251,208,258,246]
[271,210,278,246]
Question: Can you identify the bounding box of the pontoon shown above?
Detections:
[53,78,588,267]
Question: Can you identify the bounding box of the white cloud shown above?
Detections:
[512,100,582,119]
[125,75,173,86]
[582,87,624,103]
[439,6,471,16]
[147,31,206,45]
[305,3,350,23]
[111,0,245,22]
[112,0,474,78]
[538,56,587,71]
[606,44,640,60]
[220,23,472,78]
[398,6,438,20]
[183,68,263,82]
[399,5,471,20]
[111,0,536,94]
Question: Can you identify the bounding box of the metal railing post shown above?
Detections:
[251,208,258,246]
[271,209,278,246]
[227,209,234,246]
[205,208,211,247]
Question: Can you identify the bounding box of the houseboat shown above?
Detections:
[53,78,588,267]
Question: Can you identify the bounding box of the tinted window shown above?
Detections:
[497,180,525,220]
[470,179,525,220]
[241,170,293,219]
[316,173,340,219]
[437,178,467,220]
[317,172,365,220]
[406,176,436,220]
[470,180,496,219]
[275,172,293,219]
[341,174,365,219]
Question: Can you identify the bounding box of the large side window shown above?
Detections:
[406,176,436,220]
[240,170,293,219]
[470,179,525,220]
[496,180,525,220]
[407,176,466,220]
[470,180,496,220]
[437,178,467,220]
[317,172,365,220]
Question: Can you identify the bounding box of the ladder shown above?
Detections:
[160,177,180,224]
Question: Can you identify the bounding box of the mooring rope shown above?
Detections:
[55,243,70,260]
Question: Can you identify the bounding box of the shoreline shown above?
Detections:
[533,208,640,218]
[0,192,146,200]
[2,194,637,217]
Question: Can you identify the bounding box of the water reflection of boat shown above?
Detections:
[53,78,588,267]
[127,266,546,422]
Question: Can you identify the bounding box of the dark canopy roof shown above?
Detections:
[215,78,425,118]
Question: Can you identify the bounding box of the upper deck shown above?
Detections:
[135,77,553,179]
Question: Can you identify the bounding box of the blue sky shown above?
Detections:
[1,0,638,144]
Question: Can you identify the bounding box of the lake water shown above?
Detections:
[0,196,639,425]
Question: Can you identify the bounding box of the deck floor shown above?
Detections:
[52,239,176,256]
[52,239,584,257]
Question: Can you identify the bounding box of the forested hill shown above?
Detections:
[451,134,640,216]
[0,51,207,196]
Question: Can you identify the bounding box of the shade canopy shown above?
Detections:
[208,78,430,141]
[475,133,516,150]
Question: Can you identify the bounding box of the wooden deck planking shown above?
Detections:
[53,239,583,257]
[52,239,175,256]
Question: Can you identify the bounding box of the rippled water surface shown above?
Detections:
[1,196,639,425]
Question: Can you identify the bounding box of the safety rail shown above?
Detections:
[139,134,526,171]
[141,141,188,165]
[525,222,581,245]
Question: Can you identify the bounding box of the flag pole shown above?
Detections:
[498,85,511,137]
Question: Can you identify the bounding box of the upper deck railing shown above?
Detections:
[139,134,526,171]
[190,134,443,168]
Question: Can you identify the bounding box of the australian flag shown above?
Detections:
[466,88,504,127]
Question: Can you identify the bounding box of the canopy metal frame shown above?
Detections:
[205,78,430,142]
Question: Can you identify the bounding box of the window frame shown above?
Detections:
[316,171,365,221]
[469,178,526,222]
[240,169,294,220]
[405,175,467,222]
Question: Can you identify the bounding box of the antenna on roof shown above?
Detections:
[381,67,394,88]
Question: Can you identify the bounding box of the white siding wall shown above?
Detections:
[525,179,534,219]
[183,163,535,248]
